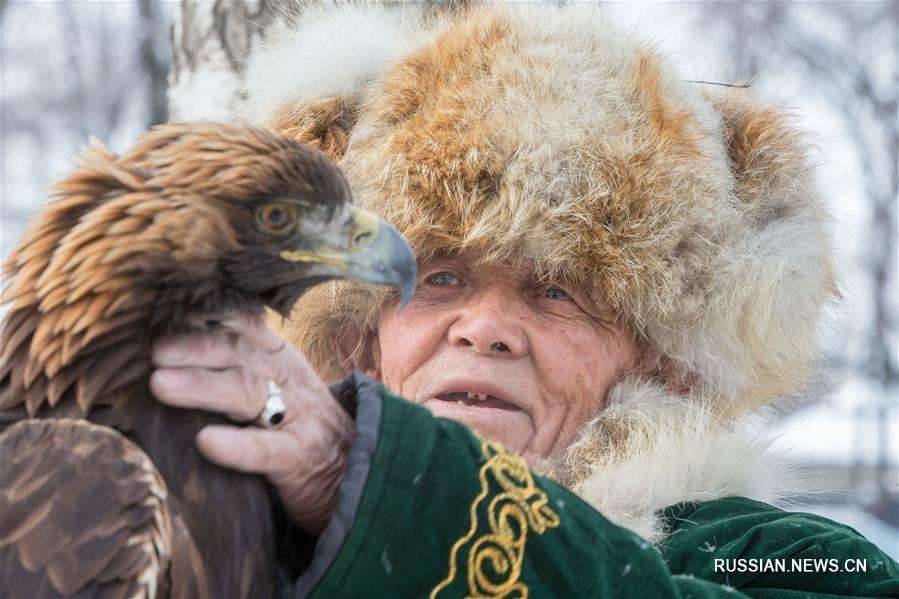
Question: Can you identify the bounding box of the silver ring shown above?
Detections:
[255,380,286,429]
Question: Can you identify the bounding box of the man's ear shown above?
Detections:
[332,327,381,380]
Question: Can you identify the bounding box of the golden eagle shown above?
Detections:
[0,123,415,598]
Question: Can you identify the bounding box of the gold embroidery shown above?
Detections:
[430,440,560,598]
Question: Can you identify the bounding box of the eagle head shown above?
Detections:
[118,122,416,316]
[0,122,416,415]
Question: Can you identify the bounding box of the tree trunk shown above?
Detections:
[168,0,284,120]
[139,0,170,126]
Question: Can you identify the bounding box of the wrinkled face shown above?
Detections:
[374,253,641,459]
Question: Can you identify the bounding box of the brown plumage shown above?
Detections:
[0,122,415,598]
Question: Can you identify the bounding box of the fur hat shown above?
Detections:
[243,1,834,419]
[240,1,833,541]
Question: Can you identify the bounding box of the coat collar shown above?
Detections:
[537,377,794,544]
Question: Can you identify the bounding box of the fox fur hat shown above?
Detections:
[240,1,835,540]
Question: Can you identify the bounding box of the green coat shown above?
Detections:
[281,374,898,598]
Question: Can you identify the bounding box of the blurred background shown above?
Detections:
[1,0,896,557]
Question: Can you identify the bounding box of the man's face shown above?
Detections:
[374,254,640,459]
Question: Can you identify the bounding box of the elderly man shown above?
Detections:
[151,3,897,597]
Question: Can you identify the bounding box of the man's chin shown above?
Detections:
[421,398,533,453]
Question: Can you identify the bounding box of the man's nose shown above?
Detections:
[447,290,529,357]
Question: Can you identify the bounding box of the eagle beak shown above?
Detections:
[281,206,417,305]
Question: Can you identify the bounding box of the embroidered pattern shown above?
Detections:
[430,440,560,598]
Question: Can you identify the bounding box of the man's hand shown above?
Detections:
[149,312,353,535]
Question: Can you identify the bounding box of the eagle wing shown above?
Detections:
[0,419,171,598]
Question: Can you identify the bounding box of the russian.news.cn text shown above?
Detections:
[714,558,868,574]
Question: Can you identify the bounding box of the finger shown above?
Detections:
[149,366,267,422]
[152,328,261,368]
[218,312,285,354]
[152,331,294,387]
[196,425,296,477]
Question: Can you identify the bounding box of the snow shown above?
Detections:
[700,542,717,553]
[380,546,393,575]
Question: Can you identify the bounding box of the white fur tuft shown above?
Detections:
[241,4,433,124]
[562,377,794,544]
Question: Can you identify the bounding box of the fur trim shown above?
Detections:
[538,377,794,543]
[242,4,435,124]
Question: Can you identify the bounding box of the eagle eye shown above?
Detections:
[256,203,297,234]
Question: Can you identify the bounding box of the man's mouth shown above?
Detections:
[435,391,519,411]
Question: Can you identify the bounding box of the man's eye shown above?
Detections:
[425,272,459,286]
[545,286,571,300]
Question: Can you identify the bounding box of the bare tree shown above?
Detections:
[140,0,171,126]
[168,0,282,120]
